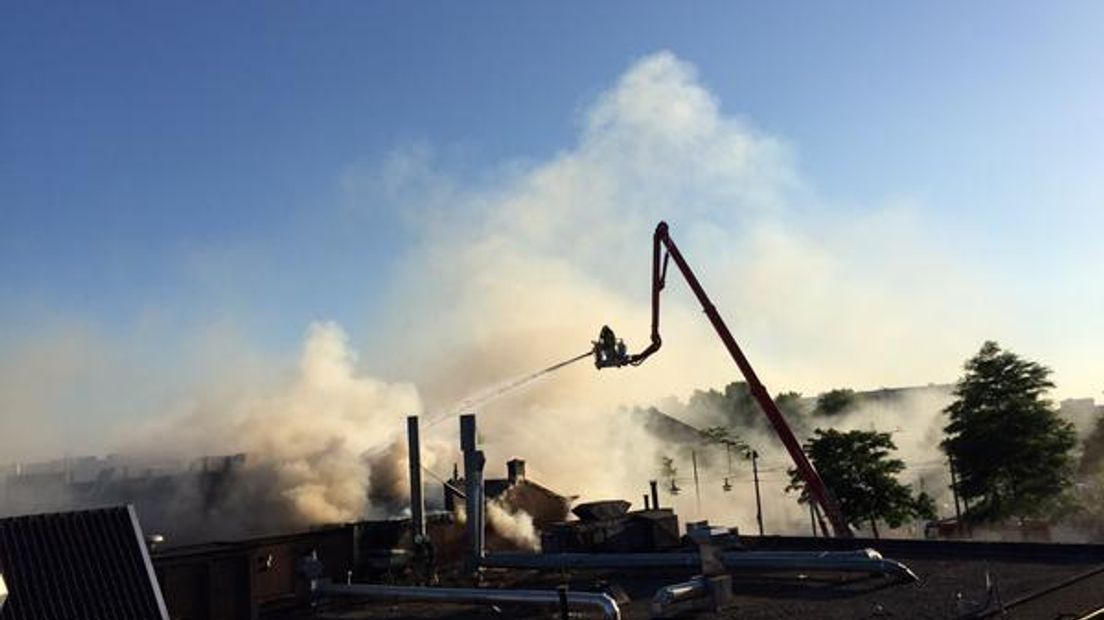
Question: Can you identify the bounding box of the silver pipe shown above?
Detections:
[460,414,485,570]
[651,577,707,617]
[485,551,700,569]
[317,582,621,620]
[483,549,917,582]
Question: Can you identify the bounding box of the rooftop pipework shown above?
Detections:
[481,549,917,582]
[315,581,621,620]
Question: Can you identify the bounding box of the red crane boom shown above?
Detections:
[597,221,853,538]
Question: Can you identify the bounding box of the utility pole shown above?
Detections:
[751,449,764,536]
[692,450,702,516]
[948,456,963,525]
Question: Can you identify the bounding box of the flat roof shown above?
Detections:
[298,537,1104,619]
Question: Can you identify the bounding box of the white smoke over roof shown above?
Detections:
[1,51,1091,536]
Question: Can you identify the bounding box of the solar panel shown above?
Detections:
[0,505,167,620]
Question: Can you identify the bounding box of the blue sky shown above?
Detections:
[1,2,1102,453]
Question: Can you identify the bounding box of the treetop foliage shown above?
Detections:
[686,381,764,431]
[699,426,747,451]
[942,341,1076,523]
[787,428,934,535]
[815,388,859,417]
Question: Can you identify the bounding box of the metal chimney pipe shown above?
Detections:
[650,480,659,510]
[407,415,425,541]
[460,414,485,571]
[644,494,651,511]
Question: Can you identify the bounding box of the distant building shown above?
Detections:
[0,453,279,544]
[444,458,571,529]
[1061,398,1102,438]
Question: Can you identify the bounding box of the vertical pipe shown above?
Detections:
[949,457,963,527]
[751,450,764,536]
[460,414,485,570]
[644,494,651,511]
[407,415,425,541]
[650,480,660,511]
[691,450,701,516]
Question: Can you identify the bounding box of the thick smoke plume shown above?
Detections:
[344,51,991,534]
[1,51,1046,540]
[81,322,453,540]
[486,499,541,551]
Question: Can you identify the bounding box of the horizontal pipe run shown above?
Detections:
[651,577,707,616]
[317,582,620,620]
[485,551,700,569]
[483,549,917,582]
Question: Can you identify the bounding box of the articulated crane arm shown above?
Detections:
[594,221,853,539]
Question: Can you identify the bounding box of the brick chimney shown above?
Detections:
[507,458,526,484]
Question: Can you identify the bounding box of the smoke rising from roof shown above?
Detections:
[335,51,993,529]
[0,51,1076,538]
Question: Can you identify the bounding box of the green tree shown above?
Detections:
[699,426,747,451]
[774,391,807,417]
[686,384,813,434]
[775,391,812,435]
[942,341,1077,523]
[787,428,934,537]
[687,382,765,431]
[815,388,858,417]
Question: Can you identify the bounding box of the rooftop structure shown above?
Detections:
[444,457,572,530]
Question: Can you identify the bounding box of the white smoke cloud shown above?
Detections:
[486,498,540,551]
[123,321,423,524]
[1,51,1062,537]
[332,51,998,531]
[366,51,995,401]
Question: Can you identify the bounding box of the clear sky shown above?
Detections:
[1,2,1102,454]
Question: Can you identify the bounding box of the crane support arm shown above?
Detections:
[625,221,853,538]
